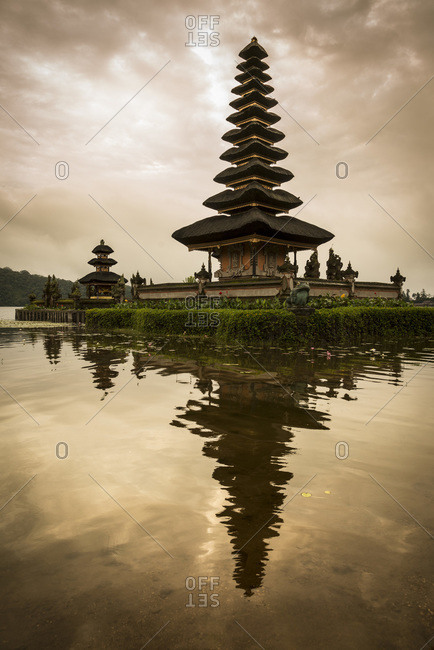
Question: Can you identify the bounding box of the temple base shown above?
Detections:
[136,277,402,302]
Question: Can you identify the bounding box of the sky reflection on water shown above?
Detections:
[0,329,433,649]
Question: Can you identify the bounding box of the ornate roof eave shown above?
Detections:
[236,57,269,72]
[88,257,118,266]
[235,68,272,84]
[226,106,280,126]
[231,79,274,96]
[222,123,285,145]
[91,239,114,254]
[214,161,294,186]
[187,235,318,251]
[172,209,334,250]
[220,140,288,164]
[229,93,278,111]
[203,183,302,213]
[78,271,122,284]
[238,37,268,60]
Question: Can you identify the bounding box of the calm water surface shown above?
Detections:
[0,327,433,649]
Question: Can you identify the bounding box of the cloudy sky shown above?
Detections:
[1,0,433,293]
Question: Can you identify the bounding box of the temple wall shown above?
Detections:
[137,279,401,301]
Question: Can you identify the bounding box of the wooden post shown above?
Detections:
[208,250,212,279]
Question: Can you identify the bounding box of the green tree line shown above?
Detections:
[0,267,79,306]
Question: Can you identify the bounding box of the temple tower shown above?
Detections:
[78,240,122,298]
[172,37,334,280]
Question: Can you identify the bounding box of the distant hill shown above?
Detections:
[0,267,131,305]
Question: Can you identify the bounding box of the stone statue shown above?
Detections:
[341,262,359,297]
[194,263,211,295]
[341,261,359,281]
[277,257,298,276]
[390,268,406,286]
[130,271,144,300]
[286,282,310,307]
[390,268,406,298]
[304,250,320,279]
[113,275,126,303]
[326,248,343,281]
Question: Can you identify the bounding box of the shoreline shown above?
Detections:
[0,319,75,329]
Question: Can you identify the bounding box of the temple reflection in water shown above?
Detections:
[41,331,407,595]
[172,375,328,596]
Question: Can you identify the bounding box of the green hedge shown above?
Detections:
[305,306,434,342]
[85,306,434,344]
[86,308,135,329]
[216,309,299,344]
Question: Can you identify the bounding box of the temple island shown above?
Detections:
[133,37,404,303]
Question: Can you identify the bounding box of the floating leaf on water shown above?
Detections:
[301,492,311,498]
[324,490,331,494]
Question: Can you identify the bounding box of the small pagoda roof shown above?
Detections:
[88,257,118,267]
[220,140,287,164]
[78,271,122,285]
[236,57,269,73]
[222,123,284,145]
[214,160,293,186]
[92,239,114,254]
[235,69,271,84]
[172,209,334,249]
[227,105,280,126]
[229,92,277,112]
[222,122,285,145]
[231,79,274,96]
[203,182,302,214]
[239,37,268,61]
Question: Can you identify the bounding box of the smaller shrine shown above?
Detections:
[79,240,125,299]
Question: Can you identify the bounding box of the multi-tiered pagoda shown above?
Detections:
[172,37,334,280]
[78,240,122,298]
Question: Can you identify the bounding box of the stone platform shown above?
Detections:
[136,277,401,302]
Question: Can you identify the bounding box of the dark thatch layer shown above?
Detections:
[203,183,302,214]
[220,140,287,164]
[239,38,268,61]
[172,209,334,248]
[78,271,122,284]
[229,92,277,111]
[214,160,293,186]
[226,105,280,126]
[222,123,285,145]
[87,257,118,267]
[231,79,274,96]
[235,68,271,84]
[236,58,268,72]
[92,243,114,254]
